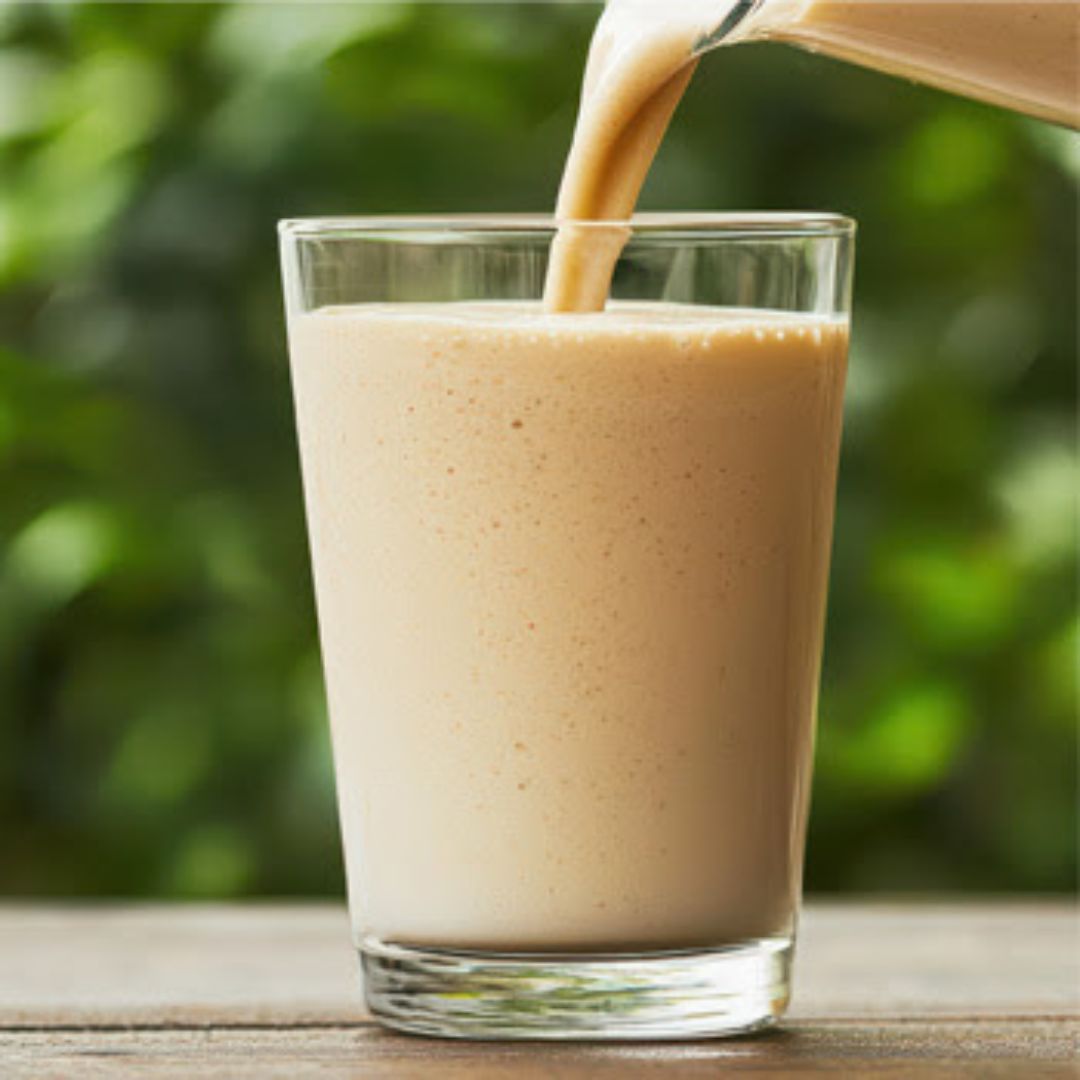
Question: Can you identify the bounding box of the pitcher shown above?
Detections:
[698,0,1079,126]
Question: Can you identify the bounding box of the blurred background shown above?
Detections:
[0,1,1075,899]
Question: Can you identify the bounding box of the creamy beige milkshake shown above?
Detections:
[288,301,847,950]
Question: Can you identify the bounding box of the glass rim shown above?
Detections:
[278,212,855,241]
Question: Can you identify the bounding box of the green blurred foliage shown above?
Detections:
[0,1,1075,897]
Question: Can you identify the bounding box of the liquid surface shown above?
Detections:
[288,302,848,950]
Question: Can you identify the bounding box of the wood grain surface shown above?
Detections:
[1,901,1076,1076]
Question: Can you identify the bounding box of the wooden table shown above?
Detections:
[1,902,1076,1077]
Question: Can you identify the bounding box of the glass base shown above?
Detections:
[360,936,792,1040]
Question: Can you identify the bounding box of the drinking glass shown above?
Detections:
[279,213,854,1040]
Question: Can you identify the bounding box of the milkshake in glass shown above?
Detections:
[280,215,853,1038]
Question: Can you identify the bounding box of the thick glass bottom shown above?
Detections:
[360,935,792,1040]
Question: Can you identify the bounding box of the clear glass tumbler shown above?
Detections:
[279,213,854,1040]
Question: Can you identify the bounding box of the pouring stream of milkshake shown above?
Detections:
[543,1,706,313]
